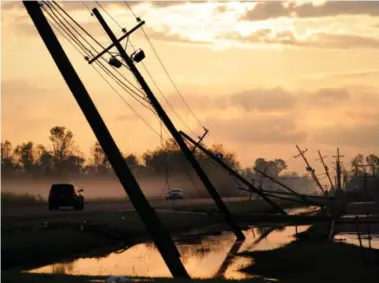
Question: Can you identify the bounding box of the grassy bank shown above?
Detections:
[240,239,379,283]
[2,210,223,270]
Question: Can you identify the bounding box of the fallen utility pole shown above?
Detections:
[295,145,325,194]
[91,8,245,240]
[316,150,335,193]
[180,131,286,214]
[261,189,334,200]
[237,185,313,205]
[254,168,321,207]
[23,1,188,278]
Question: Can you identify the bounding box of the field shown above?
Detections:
[4,193,376,283]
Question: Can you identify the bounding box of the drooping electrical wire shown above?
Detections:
[41,2,163,139]
[50,1,143,96]
[92,0,199,137]
[45,1,151,107]
[125,0,206,131]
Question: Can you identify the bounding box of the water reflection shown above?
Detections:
[334,233,379,250]
[28,225,309,279]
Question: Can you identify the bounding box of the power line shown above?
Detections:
[80,0,197,137]
[129,40,198,137]
[96,1,123,30]
[98,1,199,137]
[50,1,143,96]
[125,1,206,131]
[42,2,163,139]
[46,1,150,105]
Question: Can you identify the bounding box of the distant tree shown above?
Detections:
[351,154,364,174]
[35,144,54,176]
[124,153,139,170]
[253,158,288,178]
[1,140,16,174]
[89,141,110,174]
[14,141,38,174]
[366,154,379,175]
[48,126,81,175]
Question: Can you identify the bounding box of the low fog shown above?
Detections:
[1,173,211,200]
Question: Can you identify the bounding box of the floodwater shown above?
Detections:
[28,225,309,279]
[335,233,379,250]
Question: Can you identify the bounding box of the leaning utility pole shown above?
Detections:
[180,131,286,214]
[332,148,344,191]
[90,8,245,240]
[23,1,189,278]
[295,145,325,194]
[316,150,335,193]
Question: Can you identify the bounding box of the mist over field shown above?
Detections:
[1,173,209,200]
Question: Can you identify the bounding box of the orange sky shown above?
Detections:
[1,1,379,179]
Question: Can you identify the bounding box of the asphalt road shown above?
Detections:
[2,197,248,220]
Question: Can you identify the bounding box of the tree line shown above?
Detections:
[2,125,377,187]
[1,126,245,179]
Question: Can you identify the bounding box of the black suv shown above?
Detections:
[48,183,84,210]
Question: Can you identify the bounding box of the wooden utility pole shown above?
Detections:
[180,131,287,214]
[332,148,344,191]
[295,145,325,194]
[316,150,335,193]
[355,164,375,201]
[22,1,189,278]
[90,8,245,240]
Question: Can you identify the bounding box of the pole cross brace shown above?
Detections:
[88,20,145,64]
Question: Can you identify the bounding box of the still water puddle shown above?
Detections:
[28,225,309,279]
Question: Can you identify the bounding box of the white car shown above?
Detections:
[165,189,184,200]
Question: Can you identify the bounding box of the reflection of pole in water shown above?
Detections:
[215,238,245,278]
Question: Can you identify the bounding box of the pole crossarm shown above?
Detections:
[190,128,209,154]
[180,130,287,215]
[295,145,325,194]
[88,20,145,64]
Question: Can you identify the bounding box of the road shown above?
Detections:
[2,197,248,220]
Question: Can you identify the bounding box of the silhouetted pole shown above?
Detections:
[22,1,189,278]
[91,8,245,240]
[355,164,375,201]
[332,148,344,191]
[190,128,208,154]
[295,145,325,194]
[317,150,335,193]
[180,131,286,214]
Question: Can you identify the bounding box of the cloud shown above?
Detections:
[206,115,307,144]
[313,119,379,147]
[240,1,379,21]
[230,87,297,112]
[306,88,350,106]
[229,29,379,49]
[303,69,379,80]
[141,26,213,46]
[161,86,370,114]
